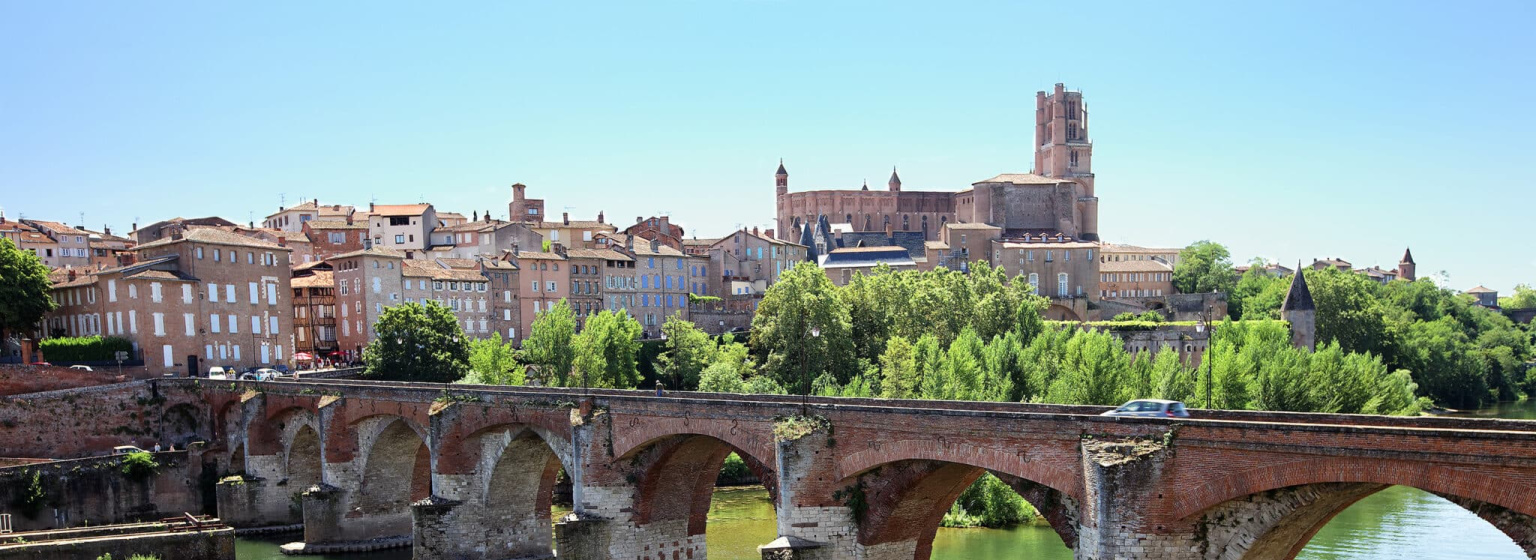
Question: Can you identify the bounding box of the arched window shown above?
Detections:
[902,215,910,230]
[845,213,852,224]
[864,215,872,232]
[883,216,890,230]
[921,215,929,239]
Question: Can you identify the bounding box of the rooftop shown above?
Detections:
[305,220,366,230]
[370,204,433,216]
[327,246,406,260]
[291,271,334,288]
[135,227,292,252]
[1099,259,1173,273]
[972,173,1073,185]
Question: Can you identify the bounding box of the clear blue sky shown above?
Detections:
[2,1,1531,292]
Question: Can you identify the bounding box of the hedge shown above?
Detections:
[38,336,134,363]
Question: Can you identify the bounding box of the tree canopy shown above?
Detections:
[362,301,469,383]
[522,299,577,386]
[0,238,55,339]
[1172,240,1237,295]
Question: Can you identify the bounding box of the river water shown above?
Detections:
[236,400,1535,559]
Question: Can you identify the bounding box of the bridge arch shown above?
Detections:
[351,415,431,517]
[1176,459,1536,559]
[611,418,776,469]
[834,453,1081,559]
[620,432,777,558]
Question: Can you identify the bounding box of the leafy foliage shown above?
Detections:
[1172,240,1236,295]
[656,314,715,390]
[120,451,161,481]
[459,332,525,386]
[38,335,134,362]
[362,301,469,383]
[0,238,55,338]
[567,310,643,389]
[750,262,857,394]
[522,299,577,386]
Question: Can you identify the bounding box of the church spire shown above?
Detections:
[775,159,789,195]
[1281,263,1314,312]
[888,166,902,192]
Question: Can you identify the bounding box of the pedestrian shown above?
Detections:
[655,380,664,397]
[153,443,162,452]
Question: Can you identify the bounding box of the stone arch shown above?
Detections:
[1045,304,1082,321]
[157,403,202,448]
[353,416,431,517]
[476,426,565,558]
[836,458,1079,559]
[611,419,775,470]
[285,424,322,490]
[1176,459,1536,559]
[623,433,778,556]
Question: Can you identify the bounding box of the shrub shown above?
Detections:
[120,451,160,481]
[38,336,133,363]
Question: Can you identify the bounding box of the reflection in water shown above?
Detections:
[235,535,413,560]
[235,401,1536,559]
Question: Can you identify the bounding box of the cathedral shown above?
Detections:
[775,83,1099,244]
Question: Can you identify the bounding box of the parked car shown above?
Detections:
[1101,399,1190,418]
[69,365,94,371]
[240,368,281,382]
[207,366,230,380]
[112,445,147,455]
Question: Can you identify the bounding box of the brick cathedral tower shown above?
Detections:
[1035,83,1099,240]
[775,159,789,197]
[1398,248,1416,282]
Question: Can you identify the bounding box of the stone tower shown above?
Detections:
[1398,248,1416,282]
[1281,264,1316,351]
[1035,83,1099,241]
[775,159,789,197]
[509,183,544,224]
[888,167,902,192]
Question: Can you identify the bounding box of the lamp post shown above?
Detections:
[1196,305,1215,409]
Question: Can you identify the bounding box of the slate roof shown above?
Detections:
[1281,266,1315,312]
[819,246,916,269]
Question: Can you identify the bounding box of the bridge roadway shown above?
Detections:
[189,377,1536,560]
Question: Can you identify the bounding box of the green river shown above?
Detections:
[236,400,1536,559]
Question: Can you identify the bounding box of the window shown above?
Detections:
[207,283,219,302]
[648,258,655,268]
[213,249,221,262]
[228,314,238,334]
[183,313,195,336]
[163,345,174,368]
[1026,250,1034,262]
[1057,273,1069,297]
[269,316,279,335]
[1045,250,1053,262]
[330,232,345,243]
[181,284,193,304]
[1027,273,1039,293]
[210,314,221,333]
[129,284,137,299]
[395,234,405,244]
[547,281,556,292]
[196,247,204,259]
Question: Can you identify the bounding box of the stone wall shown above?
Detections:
[0,449,207,532]
[0,380,210,460]
[0,364,154,397]
[0,523,233,560]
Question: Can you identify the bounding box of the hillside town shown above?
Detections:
[0,83,1515,377]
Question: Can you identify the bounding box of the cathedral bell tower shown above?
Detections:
[1035,83,1099,241]
[775,159,789,197]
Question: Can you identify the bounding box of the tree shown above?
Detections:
[459,333,524,385]
[750,262,856,394]
[362,301,469,383]
[656,314,715,391]
[0,238,55,343]
[523,299,577,386]
[1172,240,1236,295]
[1499,284,1536,310]
[698,361,747,393]
[569,310,643,389]
[878,336,921,399]
[1306,268,1389,358]
[1230,266,1288,320]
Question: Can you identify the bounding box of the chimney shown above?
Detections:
[277,236,287,247]
[370,202,375,212]
[562,212,570,226]
[650,239,660,252]
[752,226,759,237]
[131,222,137,232]
[313,198,318,206]
[597,211,604,224]
[67,269,76,282]
[553,243,567,257]
[103,226,111,235]
[625,235,635,251]
[473,210,478,221]
[765,228,775,239]
[511,243,520,256]
[484,210,491,223]
[636,216,643,225]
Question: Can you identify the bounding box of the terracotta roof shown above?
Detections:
[305,220,366,230]
[514,251,565,261]
[973,173,1072,185]
[402,261,486,281]
[327,246,406,260]
[434,258,480,269]
[53,272,99,288]
[1467,285,1498,294]
[481,259,518,270]
[682,238,720,247]
[24,220,90,236]
[925,240,951,250]
[371,204,433,216]
[1100,243,1181,254]
[292,271,334,288]
[266,201,356,220]
[1099,259,1173,273]
[135,227,291,252]
[291,260,332,273]
[436,221,503,233]
[124,269,200,283]
[537,221,615,230]
[437,212,467,220]
[565,248,630,260]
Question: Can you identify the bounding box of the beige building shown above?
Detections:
[1100,243,1180,267]
[511,250,569,345]
[22,220,93,269]
[429,218,543,261]
[1099,259,1173,300]
[1,217,59,266]
[43,228,295,375]
[821,246,917,286]
[991,235,1098,320]
[367,204,438,259]
[707,228,807,297]
[401,260,495,339]
[263,200,355,232]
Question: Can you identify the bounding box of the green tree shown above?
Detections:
[1499,284,1536,310]
[0,238,55,343]
[459,332,525,385]
[362,301,469,383]
[750,262,856,394]
[523,299,577,386]
[569,310,643,389]
[1150,345,1195,401]
[656,314,716,391]
[1172,240,1237,295]
[1230,266,1288,320]
[698,361,747,393]
[878,336,921,399]
[1306,268,1390,358]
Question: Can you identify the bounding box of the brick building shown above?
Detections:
[480,258,521,342]
[291,268,338,361]
[821,246,917,286]
[623,216,685,251]
[85,227,136,270]
[511,250,569,344]
[130,216,236,245]
[1099,259,1174,300]
[991,234,1098,320]
[401,260,495,339]
[707,228,807,297]
[302,220,368,262]
[622,237,706,334]
[263,200,355,232]
[566,248,625,328]
[329,246,405,359]
[43,228,295,375]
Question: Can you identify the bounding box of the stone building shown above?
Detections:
[262,200,355,232]
[21,219,93,269]
[623,216,685,251]
[1281,265,1316,351]
[1100,243,1180,267]
[820,246,917,286]
[400,260,496,339]
[706,228,806,297]
[366,203,437,259]
[480,258,521,342]
[991,234,1098,320]
[328,246,404,360]
[85,227,136,270]
[130,216,236,245]
[302,220,368,263]
[42,228,295,375]
[774,83,1099,245]
[616,237,706,335]
[510,249,569,344]
[1099,258,1173,300]
[1468,286,1500,309]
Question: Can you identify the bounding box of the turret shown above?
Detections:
[775,159,789,196]
[1398,248,1416,282]
[888,167,902,192]
[1281,263,1316,351]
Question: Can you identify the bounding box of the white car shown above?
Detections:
[207,366,230,380]
[1101,399,1191,418]
[240,369,281,382]
[69,365,94,371]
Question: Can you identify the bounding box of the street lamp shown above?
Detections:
[1196,305,1215,409]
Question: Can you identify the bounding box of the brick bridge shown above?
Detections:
[191,378,1536,559]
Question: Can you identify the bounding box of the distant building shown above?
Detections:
[1099,258,1173,300]
[263,200,355,232]
[303,220,368,263]
[130,216,237,245]
[820,246,916,286]
[624,216,685,251]
[1281,264,1316,351]
[21,220,93,268]
[1468,286,1500,309]
[366,203,437,259]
